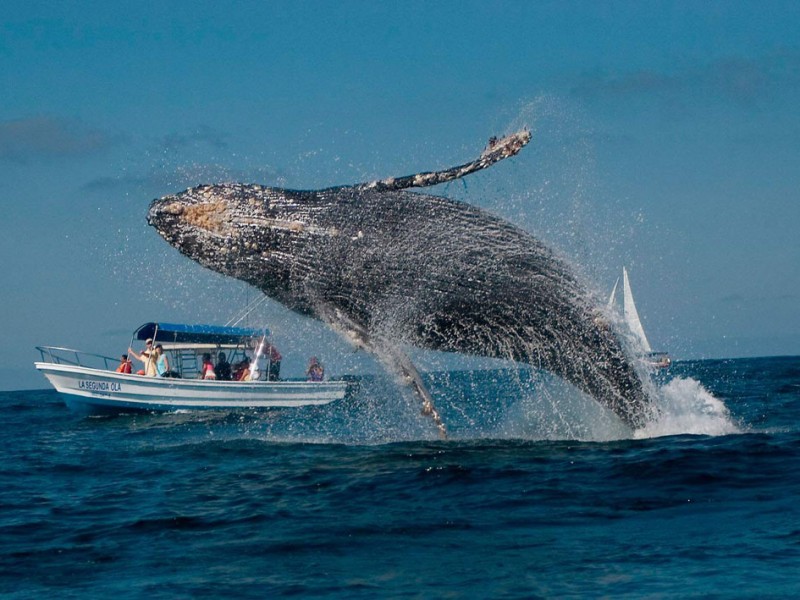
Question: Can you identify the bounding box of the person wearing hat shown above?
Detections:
[128,338,157,376]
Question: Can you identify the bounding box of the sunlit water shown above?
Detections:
[2,356,799,597]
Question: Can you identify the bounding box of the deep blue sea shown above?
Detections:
[2,356,799,598]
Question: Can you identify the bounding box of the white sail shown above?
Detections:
[622,267,652,353]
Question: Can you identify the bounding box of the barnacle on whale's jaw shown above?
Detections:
[148,194,233,240]
[147,193,234,279]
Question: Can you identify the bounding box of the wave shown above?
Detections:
[636,376,741,439]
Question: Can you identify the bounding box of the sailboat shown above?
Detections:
[608,267,671,369]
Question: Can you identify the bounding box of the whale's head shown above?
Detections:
[148,184,330,307]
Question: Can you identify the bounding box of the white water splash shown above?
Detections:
[635,376,740,439]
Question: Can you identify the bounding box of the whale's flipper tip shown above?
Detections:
[481,129,532,161]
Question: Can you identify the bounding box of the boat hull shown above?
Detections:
[34,362,349,415]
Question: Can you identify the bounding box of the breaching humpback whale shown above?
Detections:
[148,131,652,435]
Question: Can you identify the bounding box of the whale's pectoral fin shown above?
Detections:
[380,345,448,439]
[350,129,531,193]
[316,305,447,439]
[315,305,372,353]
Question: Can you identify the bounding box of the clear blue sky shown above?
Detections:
[2,1,799,390]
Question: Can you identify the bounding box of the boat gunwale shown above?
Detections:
[33,361,349,389]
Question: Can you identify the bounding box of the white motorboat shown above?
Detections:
[34,322,349,415]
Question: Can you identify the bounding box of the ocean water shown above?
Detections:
[2,356,799,598]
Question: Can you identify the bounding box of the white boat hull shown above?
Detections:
[35,362,349,415]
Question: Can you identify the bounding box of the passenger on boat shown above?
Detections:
[306,356,324,382]
[216,352,232,381]
[154,344,170,377]
[265,343,282,381]
[233,358,250,381]
[128,339,157,376]
[200,353,217,380]
[115,354,133,374]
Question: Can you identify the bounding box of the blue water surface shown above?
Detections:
[2,356,799,598]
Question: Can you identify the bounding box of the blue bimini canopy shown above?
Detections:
[134,322,269,345]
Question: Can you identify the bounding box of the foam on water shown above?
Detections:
[635,376,741,439]
[484,369,742,443]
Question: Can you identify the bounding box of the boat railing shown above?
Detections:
[36,346,118,371]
